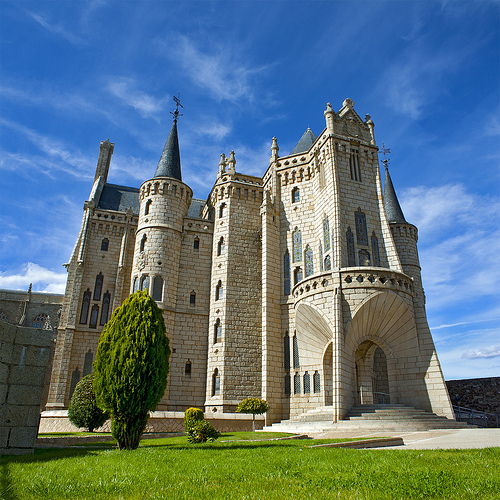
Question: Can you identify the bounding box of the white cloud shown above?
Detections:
[462,346,500,360]
[0,263,67,294]
[27,11,84,46]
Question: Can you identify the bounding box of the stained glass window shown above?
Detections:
[89,304,99,328]
[371,231,380,267]
[284,332,290,370]
[133,277,139,293]
[152,276,163,301]
[323,216,330,251]
[355,208,368,245]
[294,267,303,285]
[100,292,111,325]
[292,187,300,203]
[359,249,371,266]
[347,227,355,266]
[93,272,103,301]
[305,246,314,277]
[313,371,321,393]
[303,371,310,393]
[284,250,291,294]
[319,243,324,272]
[32,313,50,329]
[79,289,91,324]
[293,333,299,369]
[324,254,332,271]
[140,275,150,293]
[294,372,301,394]
[293,228,302,262]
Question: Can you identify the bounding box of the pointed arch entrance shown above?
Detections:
[355,341,390,405]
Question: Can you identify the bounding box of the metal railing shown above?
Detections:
[453,405,499,428]
[373,392,390,404]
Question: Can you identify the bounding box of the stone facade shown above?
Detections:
[44,98,455,426]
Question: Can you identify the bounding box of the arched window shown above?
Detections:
[346,227,355,266]
[294,267,303,285]
[101,238,109,251]
[324,254,332,271]
[214,319,222,343]
[216,281,224,300]
[100,291,111,325]
[190,291,196,306]
[283,250,291,295]
[292,228,302,262]
[219,203,227,218]
[145,199,152,215]
[89,305,99,328]
[152,276,163,301]
[294,372,301,395]
[93,272,103,301]
[69,367,80,399]
[0,311,8,323]
[350,150,362,182]
[83,350,93,377]
[305,246,314,277]
[355,208,368,245]
[293,333,299,369]
[323,216,331,252]
[212,368,220,396]
[80,289,91,324]
[371,231,380,267]
[32,313,50,330]
[140,234,147,252]
[185,360,192,377]
[284,332,290,370]
[140,275,150,293]
[132,277,139,293]
[217,237,225,256]
[359,249,371,266]
[313,371,321,393]
[319,243,324,272]
[303,371,310,393]
[193,237,200,251]
[292,187,300,203]
[284,374,291,395]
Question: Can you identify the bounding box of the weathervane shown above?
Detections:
[171,93,184,121]
[378,142,391,168]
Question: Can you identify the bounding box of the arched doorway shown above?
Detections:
[322,343,333,406]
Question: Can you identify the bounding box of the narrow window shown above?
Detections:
[294,267,303,285]
[355,208,368,245]
[323,216,331,252]
[294,372,301,395]
[292,187,300,203]
[319,243,324,272]
[371,231,381,267]
[292,228,302,262]
[284,250,291,295]
[219,203,227,218]
[284,332,290,370]
[293,333,300,369]
[313,371,321,393]
[305,245,314,277]
[190,291,196,306]
[324,254,332,271]
[359,249,371,266]
[145,199,152,215]
[285,374,291,395]
[212,368,220,396]
[69,367,81,399]
[100,291,111,325]
[80,289,91,324]
[132,277,139,293]
[140,234,147,252]
[216,281,224,300]
[350,150,362,182]
[214,319,222,343]
[185,360,192,377]
[152,276,163,301]
[101,238,109,251]
[89,304,99,328]
[193,237,200,251]
[140,275,150,293]
[32,313,50,329]
[83,350,93,377]
[303,371,310,394]
[218,237,225,256]
[346,227,355,266]
[93,272,103,301]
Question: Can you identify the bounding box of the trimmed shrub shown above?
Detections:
[236,398,269,431]
[68,374,108,432]
[186,419,221,443]
[184,407,204,430]
[93,290,171,450]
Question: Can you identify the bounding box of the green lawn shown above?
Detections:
[1,433,499,499]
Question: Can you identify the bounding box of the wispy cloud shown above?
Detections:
[27,11,84,46]
[0,262,67,294]
[462,345,500,359]
[432,318,499,330]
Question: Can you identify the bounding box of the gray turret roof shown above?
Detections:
[383,165,406,223]
[154,119,182,180]
[290,128,317,155]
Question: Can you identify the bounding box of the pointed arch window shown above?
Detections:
[69,367,80,399]
[32,313,50,330]
[145,199,152,216]
[293,333,299,369]
[214,319,222,343]
[100,291,111,325]
[346,227,355,266]
[319,243,324,272]
[0,311,8,323]
[323,216,331,252]
[101,238,109,251]
[284,249,291,295]
[371,231,381,267]
[193,237,200,251]
[350,150,361,182]
[140,275,150,293]
[359,249,371,267]
[219,203,227,218]
[185,360,192,378]
[190,291,196,306]
[89,304,99,329]
[305,245,314,277]
[292,187,300,203]
[292,228,302,262]
[294,372,301,395]
[212,368,220,396]
[132,277,139,293]
[152,276,163,301]
[324,254,332,271]
[93,272,103,301]
[83,350,93,377]
[216,281,224,300]
[294,267,303,285]
[313,370,321,393]
[303,371,310,394]
[284,332,290,370]
[80,289,91,324]
[217,237,225,256]
[140,234,147,252]
[355,208,368,245]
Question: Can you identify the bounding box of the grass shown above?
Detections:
[1,433,499,499]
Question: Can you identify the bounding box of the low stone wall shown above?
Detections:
[446,377,500,415]
[1,323,52,454]
[39,410,264,434]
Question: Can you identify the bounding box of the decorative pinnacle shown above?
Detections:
[171,93,184,121]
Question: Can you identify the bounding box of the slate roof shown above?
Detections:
[154,119,182,180]
[187,199,206,218]
[290,128,317,155]
[383,166,407,223]
[97,183,140,214]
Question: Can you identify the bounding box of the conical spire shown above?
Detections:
[290,127,317,155]
[383,164,406,223]
[154,118,182,180]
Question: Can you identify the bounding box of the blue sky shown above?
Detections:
[1,0,499,380]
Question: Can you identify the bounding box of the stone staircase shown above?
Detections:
[262,404,473,433]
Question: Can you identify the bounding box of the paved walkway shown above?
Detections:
[311,428,500,449]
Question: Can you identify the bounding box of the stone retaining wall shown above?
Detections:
[446,377,500,415]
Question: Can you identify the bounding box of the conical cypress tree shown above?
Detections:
[93,290,170,449]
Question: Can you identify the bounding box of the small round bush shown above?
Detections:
[186,420,221,443]
[68,374,108,432]
[184,407,204,430]
[236,398,269,431]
